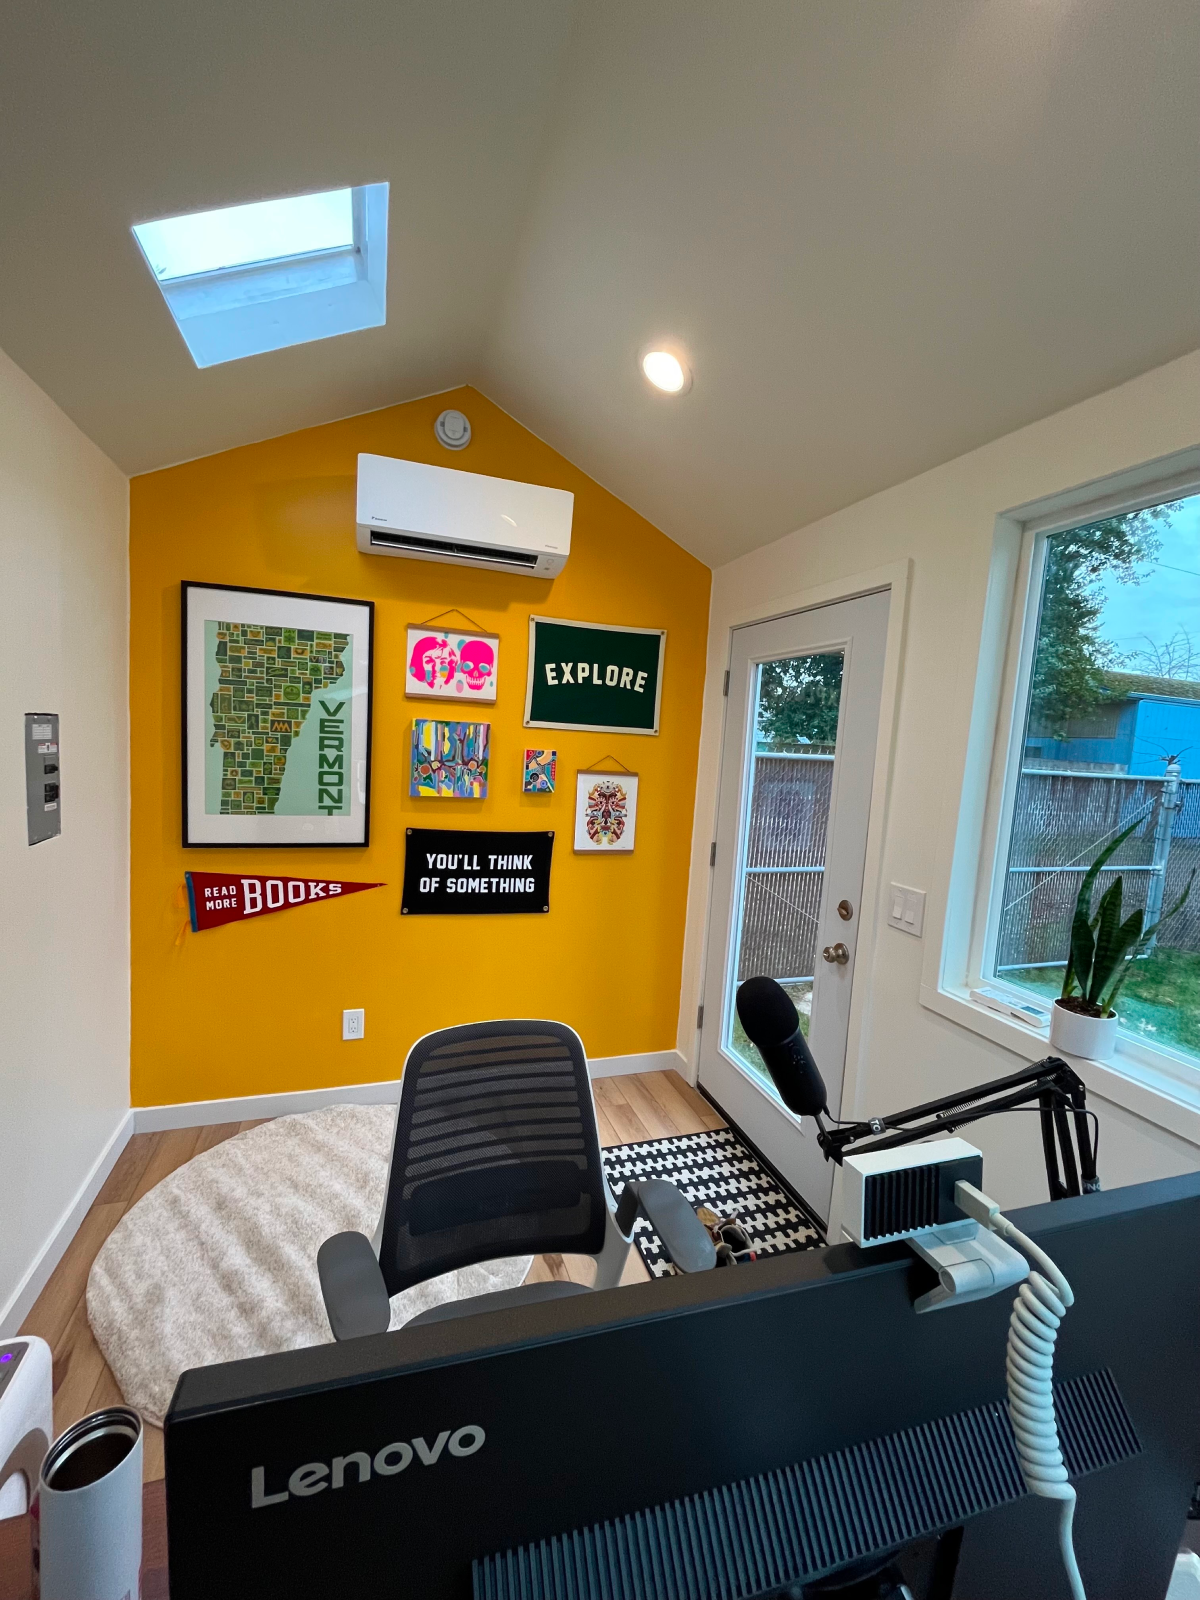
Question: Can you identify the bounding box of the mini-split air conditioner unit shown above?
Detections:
[355,453,573,578]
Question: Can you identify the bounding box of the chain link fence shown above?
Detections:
[995,770,1200,971]
[735,754,833,981]
[733,760,1200,987]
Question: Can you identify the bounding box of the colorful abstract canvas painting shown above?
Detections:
[411,720,490,799]
[406,626,498,703]
[522,749,557,793]
[573,770,638,852]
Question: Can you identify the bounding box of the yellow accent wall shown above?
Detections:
[129,387,710,1106]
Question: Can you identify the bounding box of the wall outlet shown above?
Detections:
[887,884,926,938]
[342,1008,365,1041]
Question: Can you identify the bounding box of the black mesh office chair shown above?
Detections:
[317,1019,716,1340]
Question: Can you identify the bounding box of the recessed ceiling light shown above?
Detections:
[641,349,691,394]
[131,183,388,367]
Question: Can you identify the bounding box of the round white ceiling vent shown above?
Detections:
[434,409,472,450]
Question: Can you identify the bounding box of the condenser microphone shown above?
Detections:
[735,976,828,1119]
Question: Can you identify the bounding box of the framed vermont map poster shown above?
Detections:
[182,582,374,847]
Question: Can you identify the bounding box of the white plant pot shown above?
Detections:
[1049,1001,1118,1064]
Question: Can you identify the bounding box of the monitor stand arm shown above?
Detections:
[814,1055,1099,1201]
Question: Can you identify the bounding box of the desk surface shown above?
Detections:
[0,1480,167,1600]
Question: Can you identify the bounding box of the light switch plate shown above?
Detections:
[342,1008,365,1041]
[887,883,926,937]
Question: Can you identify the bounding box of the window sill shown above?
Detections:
[920,981,1200,1151]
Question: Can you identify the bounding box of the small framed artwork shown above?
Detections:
[182,581,373,847]
[411,720,490,799]
[574,769,638,853]
[523,748,557,793]
[407,625,498,703]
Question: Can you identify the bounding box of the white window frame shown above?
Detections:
[135,182,389,368]
[922,445,1200,1136]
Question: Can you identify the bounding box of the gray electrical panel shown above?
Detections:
[25,713,61,845]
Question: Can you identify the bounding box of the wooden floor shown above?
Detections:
[18,1070,723,1483]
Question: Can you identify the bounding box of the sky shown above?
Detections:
[1092,493,1200,674]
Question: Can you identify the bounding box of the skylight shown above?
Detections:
[134,189,354,281]
[131,183,388,367]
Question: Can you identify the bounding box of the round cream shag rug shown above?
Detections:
[86,1105,532,1425]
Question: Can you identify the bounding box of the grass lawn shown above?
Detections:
[1005,946,1200,1059]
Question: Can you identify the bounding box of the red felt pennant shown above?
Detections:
[185,872,384,932]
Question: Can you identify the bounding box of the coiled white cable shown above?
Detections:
[955,1183,1086,1600]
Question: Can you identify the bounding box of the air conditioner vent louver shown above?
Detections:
[863,1164,941,1242]
[368,530,540,568]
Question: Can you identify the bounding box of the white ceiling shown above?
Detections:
[2,1,1197,566]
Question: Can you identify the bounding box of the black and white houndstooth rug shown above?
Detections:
[602,1126,823,1278]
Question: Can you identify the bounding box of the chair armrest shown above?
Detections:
[317,1231,391,1340]
[614,1179,717,1274]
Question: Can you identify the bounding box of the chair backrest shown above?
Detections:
[376,1019,609,1296]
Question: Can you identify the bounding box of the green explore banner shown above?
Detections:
[524,616,665,734]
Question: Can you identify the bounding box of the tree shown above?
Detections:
[756,653,843,750]
[1028,506,1175,737]
[1126,626,1200,682]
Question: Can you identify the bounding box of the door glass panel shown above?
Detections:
[726,651,844,1089]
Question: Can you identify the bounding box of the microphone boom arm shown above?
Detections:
[815,1056,1098,1201]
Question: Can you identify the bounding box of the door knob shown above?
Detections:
[822,942,850,965]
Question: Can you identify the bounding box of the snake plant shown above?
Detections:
[1060,815,1194,1017]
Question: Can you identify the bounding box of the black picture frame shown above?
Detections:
[181,581,374,848]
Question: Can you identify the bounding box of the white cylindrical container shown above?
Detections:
[33,1407,143,1600]
[1049,1001,1119,1063]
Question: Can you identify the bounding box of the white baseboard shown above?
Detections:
[1,1110,134,1339]
[588,1049,687,1079]
[132,1051,686,1132]
[133,1078,404,1133]
[3,1051,687,1334]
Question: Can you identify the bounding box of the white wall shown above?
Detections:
[0,346,130,1333]
[680,349,1200,1212]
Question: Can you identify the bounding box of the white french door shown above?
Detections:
[698,590,889,1223]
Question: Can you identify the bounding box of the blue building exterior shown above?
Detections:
[1025,685,1200,779]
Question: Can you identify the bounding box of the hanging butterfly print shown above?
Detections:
[573,770,638,852]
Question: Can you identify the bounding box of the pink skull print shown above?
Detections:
[406,626,499,702]
[459,638,495,693]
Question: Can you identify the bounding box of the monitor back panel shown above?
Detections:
[164,1173,1200,1599]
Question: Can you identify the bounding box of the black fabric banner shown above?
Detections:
[401,828,554,915]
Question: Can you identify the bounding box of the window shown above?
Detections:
[988,487,1200,1066]
[132,184,388,367]
[134,190,355,281]
[727,649,844,1077]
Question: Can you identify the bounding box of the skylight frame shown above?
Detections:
[132,183,388,368]
[133,187,355,282]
